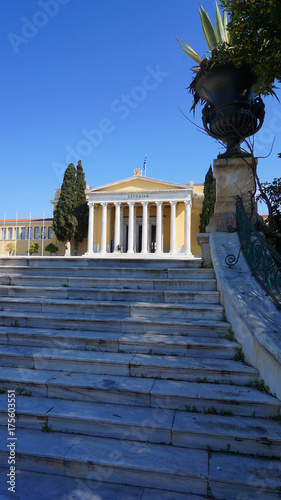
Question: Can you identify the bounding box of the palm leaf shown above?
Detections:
[222,9,230,43]
[199,5,218,51]
[215,1,227,44]
[181,39,203,61]
[176,37,202,64]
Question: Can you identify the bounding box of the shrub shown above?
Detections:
[45,243,59,255]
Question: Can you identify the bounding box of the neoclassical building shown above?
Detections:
[0,169,204,257]
[83,168,204,257]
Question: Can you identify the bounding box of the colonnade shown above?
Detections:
[86,199,191,255]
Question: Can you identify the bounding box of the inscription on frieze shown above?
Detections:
[127,194,149,199]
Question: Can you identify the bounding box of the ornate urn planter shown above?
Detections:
[196,62,265,158]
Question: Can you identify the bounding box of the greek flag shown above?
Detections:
[143,154,147,176]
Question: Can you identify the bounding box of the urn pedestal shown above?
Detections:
[206,156,257,233]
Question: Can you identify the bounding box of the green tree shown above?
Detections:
[199,165,216,233]
[5,243,15,256]
[52,163,78,256]
[74,160,88,255]
[258,178,281,230]
[26,243,39,255]
[45,243,59,255]
[257,176,281,253]
[220,0,281,96]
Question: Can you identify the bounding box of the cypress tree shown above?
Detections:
[52,163,78,255]
[74,160,88,255]
[199,165,216,233]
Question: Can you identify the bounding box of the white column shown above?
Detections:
[127,202,135,253]
[134,206,137,253]
[155,201,162,254]
[120,206,124,251]
[86,203,94,255]
[185,200,192,255]
[101,202,107,254]
[114,202,121,253]
[141,201,148,254]
[170,201,177,254]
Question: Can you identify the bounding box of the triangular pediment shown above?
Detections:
[88,176,188,194]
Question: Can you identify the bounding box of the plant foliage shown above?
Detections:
[259,178,281,231]
[52,163,78,244]
[220,0,281,97]
[52,162,88,255]
[5,243,15,255]
[74,160,88,254]
[199,166,216,233]
[45,243,59,255]
[257,175,281,253]
[176,2,229,67]
[177,0,281,110]
[27,243,39,255]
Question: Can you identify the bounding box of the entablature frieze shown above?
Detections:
[87,189,192,205]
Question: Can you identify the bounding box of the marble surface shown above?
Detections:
[210,231,281,400]
[210,232,281,364]
[210,452,281,499]
[151,379,280,416]
[0,467,144,499]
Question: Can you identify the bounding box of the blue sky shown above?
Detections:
[1,0,280,219]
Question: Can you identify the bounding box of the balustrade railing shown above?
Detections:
[225,197,281,309]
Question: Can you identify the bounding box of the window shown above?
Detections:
[34,227,39,239]
[21,227,26,240]
[2,228,6,240]
[15,228,19,240]
[41,227,46,239]
[8,228,13,240]
[28,227,33,239]
[48,227,53,239]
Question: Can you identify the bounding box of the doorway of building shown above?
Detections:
[123,225,128,253]
[137,225,142,253]
[151,225,156,253]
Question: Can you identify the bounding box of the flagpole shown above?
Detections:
[41,212,45,256]
[1,213,6,256]
[28,212,31,257]
[15,213,18,256]
[143,154,147,177]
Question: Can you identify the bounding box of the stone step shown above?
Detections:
[0,265,215,279]
[0,285,221,304]
[0,395,175,445]
[1,395,280,457]
[117,333,238,358]
[0,427,209,495]
[0,428,280,498]
[0,345,258,384]
[172,411,281,458]
[0,257,202,269]
[0,275,218,291]
[0,297,224,320]
[0,467,206,500]
[0,326,237,357]
[209,452,281,500]
[0,367,279,416]
[130,302,224,320]
[0,311,231,335]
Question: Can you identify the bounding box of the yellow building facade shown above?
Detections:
[83,169,204,257]
[1,170,204,257]
[0,218,55,256]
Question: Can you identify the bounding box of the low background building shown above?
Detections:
[0,218,54,256]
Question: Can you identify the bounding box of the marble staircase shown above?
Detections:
[0,257,280,499]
